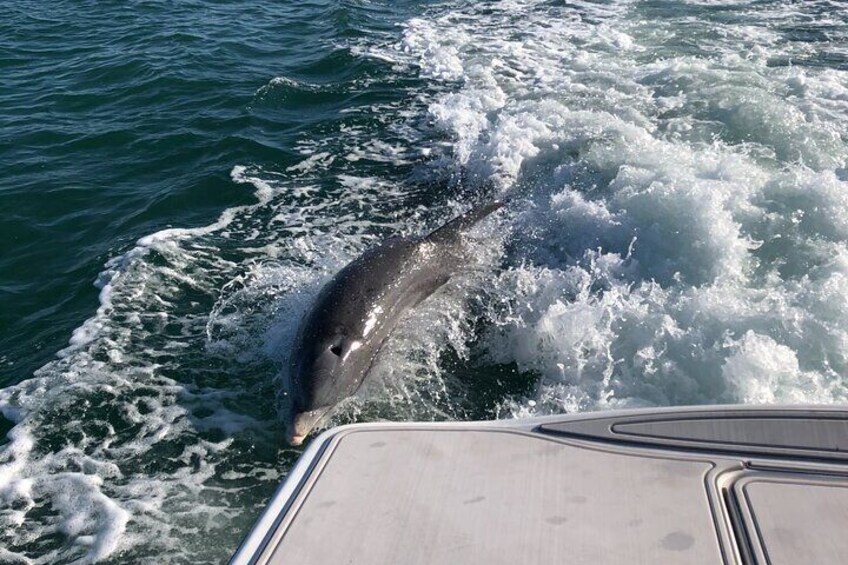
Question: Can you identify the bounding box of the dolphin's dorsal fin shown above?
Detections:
[424,200,504,244]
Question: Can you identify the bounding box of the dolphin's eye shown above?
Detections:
[329,344,342,356]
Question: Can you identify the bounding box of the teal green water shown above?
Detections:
[2,1,431,561]
[1,0,415,382]
[2,0,848,562]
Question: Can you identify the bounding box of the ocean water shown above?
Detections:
[1,0,847,562]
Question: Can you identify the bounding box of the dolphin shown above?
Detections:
[284,201,503,445]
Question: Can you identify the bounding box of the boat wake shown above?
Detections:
[1,0,847,562]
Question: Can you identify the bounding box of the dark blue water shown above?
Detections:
[2,0,847,562]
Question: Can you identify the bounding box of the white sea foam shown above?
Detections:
[372,0,848,418]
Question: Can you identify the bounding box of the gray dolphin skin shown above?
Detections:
[284,201,504,445]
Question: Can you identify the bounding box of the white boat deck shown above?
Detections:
[232,406,848,564]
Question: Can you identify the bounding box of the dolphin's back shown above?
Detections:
[288,201,504,434]
[293,236,445,408]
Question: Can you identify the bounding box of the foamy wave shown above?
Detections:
[377,0,848,417]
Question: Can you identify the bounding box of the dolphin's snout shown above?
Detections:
[286,407,331,446]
